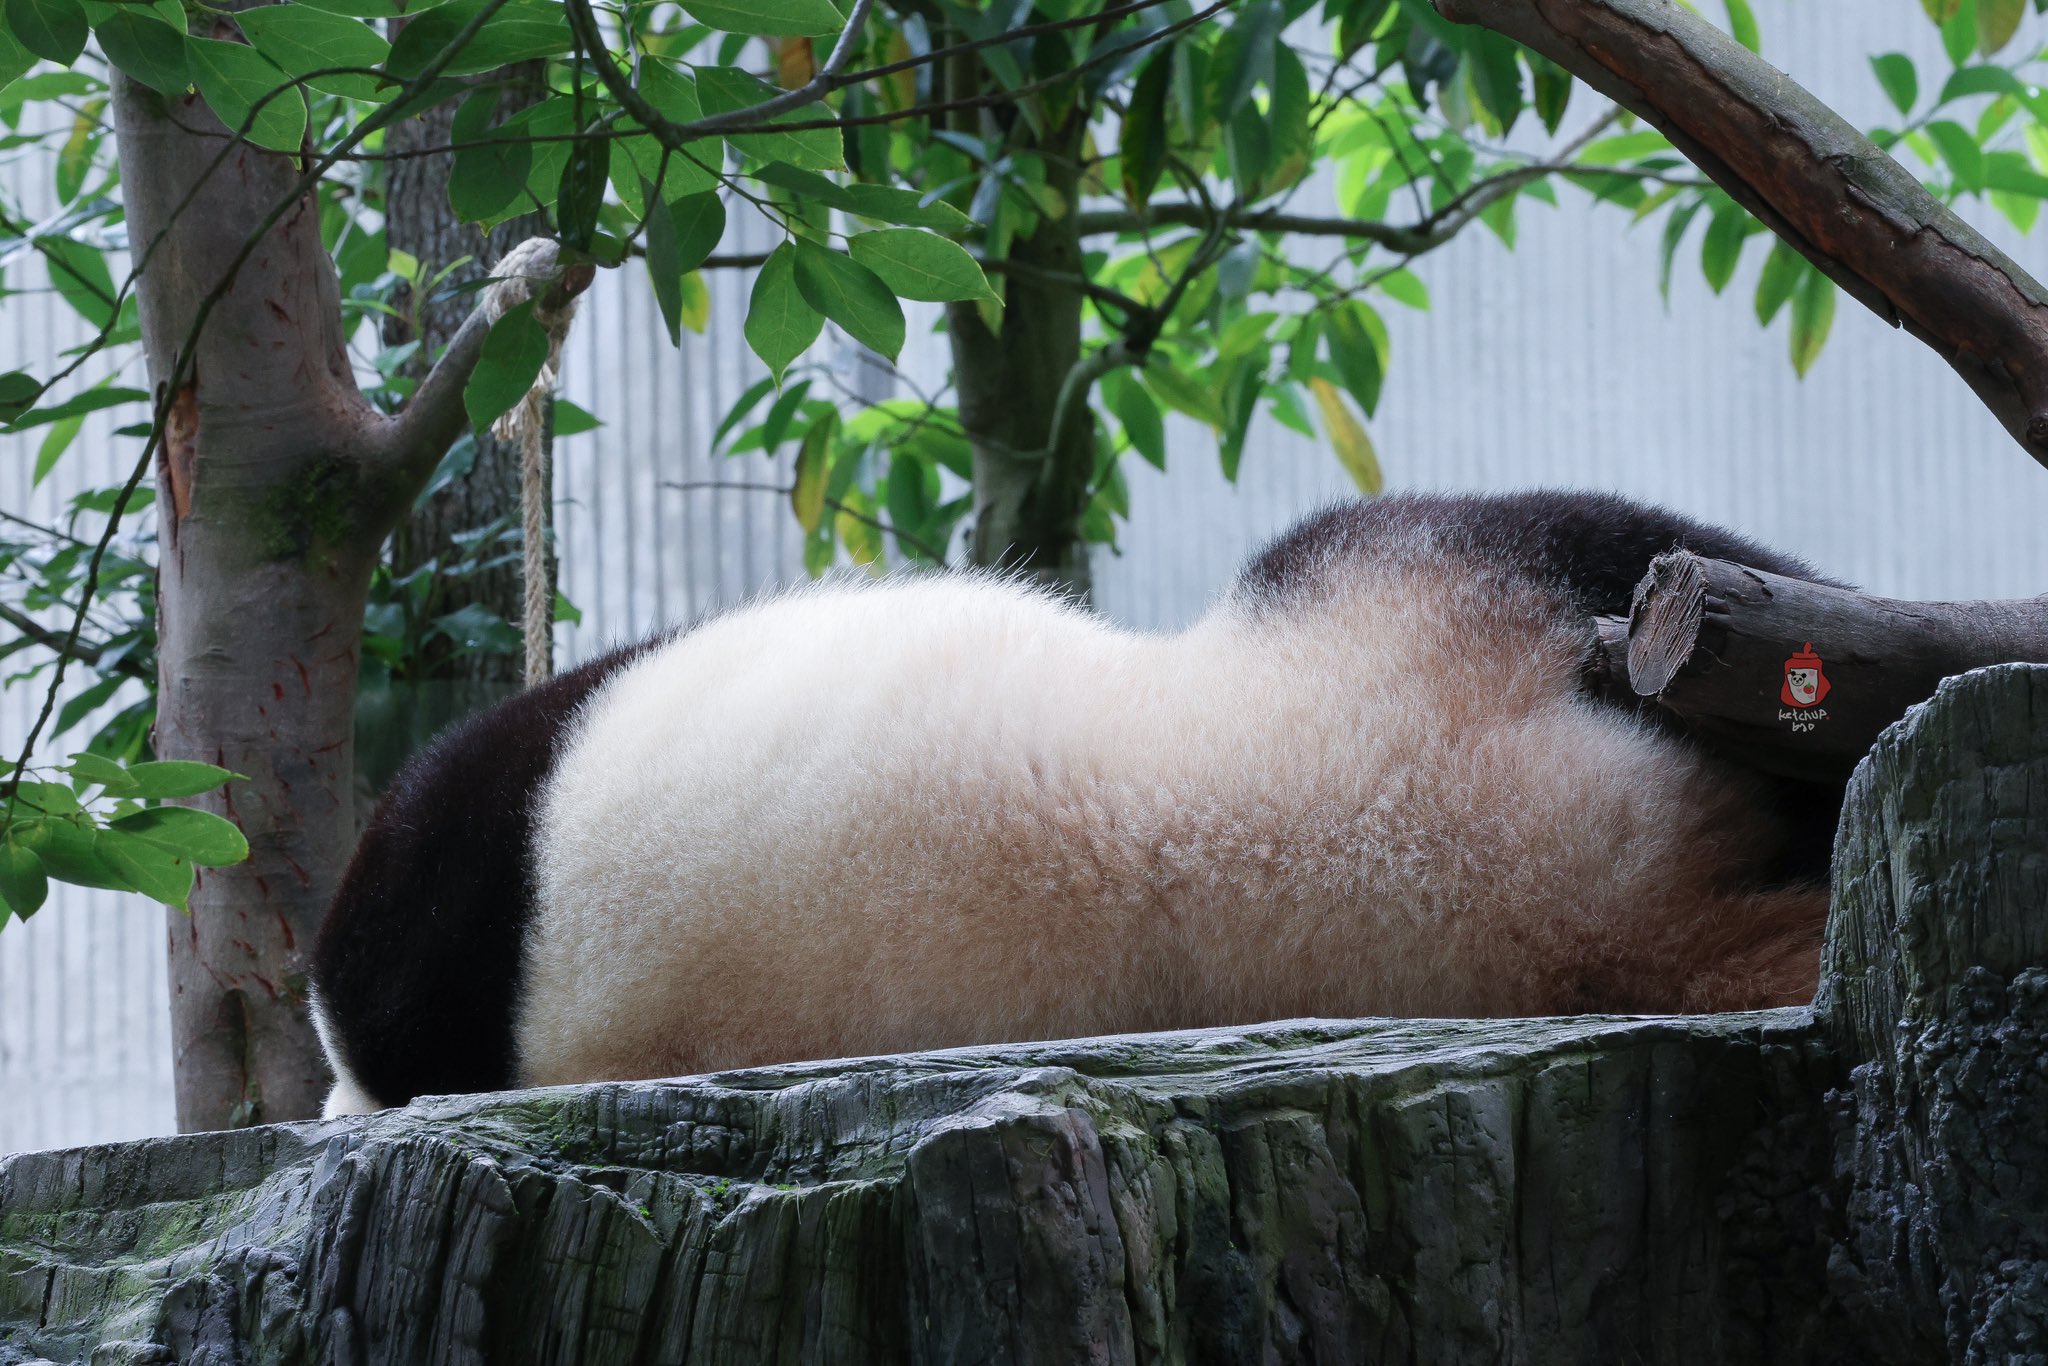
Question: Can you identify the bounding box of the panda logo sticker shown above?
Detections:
[1778,643,1830,732]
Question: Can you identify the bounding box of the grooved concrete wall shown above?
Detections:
[5,0,2047,1153]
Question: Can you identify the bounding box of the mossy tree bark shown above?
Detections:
[6,668,2044,1362]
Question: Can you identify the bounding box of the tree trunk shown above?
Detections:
[946,112,1094,600]
[381,61,555,690]
[109,43,583,1130]
[8,666,2046,1362]
[113,65,397,1131]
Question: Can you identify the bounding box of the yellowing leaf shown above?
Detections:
[1309,377,1382,495]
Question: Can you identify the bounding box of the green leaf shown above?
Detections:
[1308,377,1381,495]
[447,88,531,223]
[1940,64,2022,101]
[555,132,610,252]
[108,805,249,866]
[65,751,138,795]
[15,814,125,892]
[1121,44,1173,206]
[0,371,39,422]
[187,35,307,153]
[1376,268,1429,311]
[1941,0,1977,66]
[3,382,146,432]
[1871,53,1917,114]
[1721,0,1760,51]
[384,0,572,78]
[840,183,971,232]
[644,190,725,345]
[123,760,242,799]
[236,5,387,98]
[1207,0,1280,123]
[94,828,197,908]
[745,242,823,383]
[35,414,82,484]
[1926,119,1985,188]
[38,237,119,329]
[791,239,905,360]
[6,0,87,64]
[53,674,120,737]
[1530,53,1572,134]
[1978,0,2024,51]
[1328,301,1388,416]
[462,298,548,432]
[678,0,845,36]
[1102,368,1165,469]
[1921,0,1963,19]
[1789,266,1835,377]
[554,399,601,436]
[790,411,838,532]
[847,229,994,303]
[0,842,48,919]
[1140,358,1225,430]
[1700,205,1748,294]
[1753,241,1801,325]
[1465,31,1525,134]
[95,11,191,95]
[695,66,842,170]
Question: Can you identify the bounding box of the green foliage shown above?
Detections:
[3,0,2047,923]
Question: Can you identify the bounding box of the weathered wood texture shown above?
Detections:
[2,666,2044,1365]
[1625,551,2048,781]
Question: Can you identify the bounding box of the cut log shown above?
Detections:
[3,667,2046,1364]
[1622,551,2048,781]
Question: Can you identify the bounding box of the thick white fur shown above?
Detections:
[514,558,1820,1088]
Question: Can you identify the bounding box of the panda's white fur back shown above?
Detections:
[514,553,1817,1089]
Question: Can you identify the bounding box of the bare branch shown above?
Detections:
[1431,0,2048,470]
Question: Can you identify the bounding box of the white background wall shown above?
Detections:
[6,0,2047,1153]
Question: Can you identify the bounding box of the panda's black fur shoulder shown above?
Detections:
[1238,489,1841,617]
[311,636,666,1109]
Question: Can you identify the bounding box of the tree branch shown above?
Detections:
[376,243,595,500]
[1430,0,2048,470]
[0,601,148,679]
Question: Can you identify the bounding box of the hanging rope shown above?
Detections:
[477,239,583,688]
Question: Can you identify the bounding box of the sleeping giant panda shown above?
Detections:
[310,489,1843,1117]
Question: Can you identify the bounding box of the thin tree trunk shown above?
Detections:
[381,62,555,690]
[111,42,586,1131]
[113,65,390,1129]
[944,75,1093,599]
